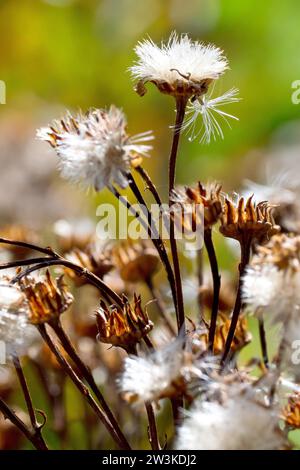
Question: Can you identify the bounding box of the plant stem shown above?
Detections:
[11,258,123,307]
[205,229,221,351]
[37,324,131,450]
[49,318,129,449]
[0,397,47,450]
[258,318,269,368]
[168,97,188,333]
[111,182,179,329]
[136,165,163,206]
[145,402,160,450]
[0,237,59,257]
[221,237,251,365]
[197,248,204,318]
[13,356,48,450]
[146,277,176,336]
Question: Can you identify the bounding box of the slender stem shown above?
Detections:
[13,356,48,450]
[168,97,188,333]
[0,257,53,271]
[205,229,221,351]
[197,248,204,319]
[0,397,47,450]
[145,402,160,450]
[49,318,129,449]
[11,258,123,307]
[146,277,176,336]
[136,165,163,206]
[221,237,251,365]
[111,183,179,329]
[0,237,59,257]
[37,324,131,450]
[258,318,269,368]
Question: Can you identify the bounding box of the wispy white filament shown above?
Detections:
[182,88,240,144]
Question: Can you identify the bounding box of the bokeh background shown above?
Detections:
[1,0,300,450]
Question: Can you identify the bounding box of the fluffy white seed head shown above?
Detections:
[37,106,153,191]
[175,392,284,450]
[130,32,228,98]
[0,280,36,358]
[117,338,185,403]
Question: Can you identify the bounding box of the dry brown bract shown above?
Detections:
[20,270,74,324]
[65,244,113,286]
[96,294,153,351]
[220,195,279,243]
[282,393,300,429]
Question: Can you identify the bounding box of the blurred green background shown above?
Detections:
[0,0,300,450]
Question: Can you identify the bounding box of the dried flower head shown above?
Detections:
[175,386,286,450]
[0,278,36,357]
[37,106,153,191]
[20,271,74,325]
[282,393,300,429]
[171,182,222,232]
[130,32,228,99]
[0,225,39,259]
[96,294,153,351]
[191,314,251,356]
[112,239,160,283]
[220,195,279,244]
[65,244,113,286]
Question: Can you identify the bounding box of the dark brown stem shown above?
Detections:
[205,229,221,351]
[258,318,269,368]
[11,258,123,307]
[0,237,59,257]
[168,97,187,334]
[221,237,251,365]
[0,257,53,271]
[37,324,131,450]
[49,318,129,449]
[111,182,179,329]
[145,402,160,450]
[13,356,48,450]
[146,277,176,336]
[197,248,204,318]
[0,397,47,450]
[136,165,163,206]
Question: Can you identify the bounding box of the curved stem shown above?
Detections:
[221,237,251,365]
[205,229,221,351]
[37,324,131,450]
[13,356,48,450]
[0,237,59,257]
[49,318,129,449]
[258,318,269,368]
[11,258,123,307]
[136,165,163,206]
[0,397,47,450]
[145,402,160,450]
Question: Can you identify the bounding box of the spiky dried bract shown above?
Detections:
[37,106,153,191]
[171,182,222,232]
[112,239,160,283]
[96,294,153,351]
[220,195,279,244]
[130,32,228,99]
[0,279,35,357]
[192,314,251,355]
[282,393,300,429]
[252,233,300,271]
[20,271,74,325]
[65,244,113,286]
[175,386,286,450]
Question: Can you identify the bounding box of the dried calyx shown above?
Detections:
[96,294,153,352]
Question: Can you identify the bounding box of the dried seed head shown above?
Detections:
[96,294,153,351]
[220,195,279,244]
[130,32,228,100]
[64,244,113,286]
[171,182,222,232]
[112,240,160,283]
[20,271,73,325]
[282,393,300,429]
[252,233,300,272]
[37,106,153,191]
